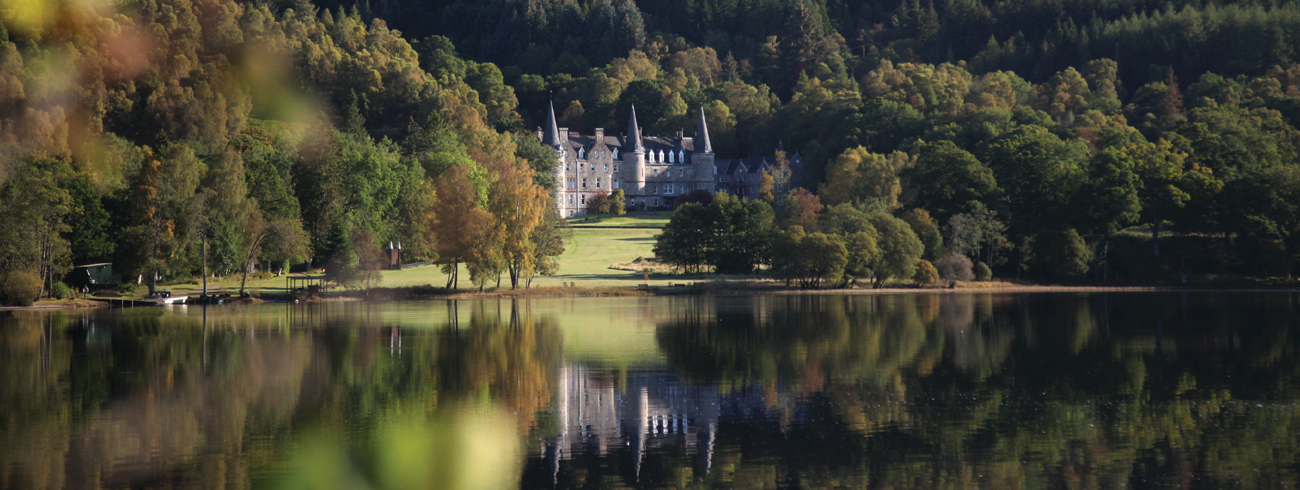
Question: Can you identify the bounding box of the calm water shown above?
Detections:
[3,293,1300,489]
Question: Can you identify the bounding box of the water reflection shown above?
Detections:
[2,293,1300,489]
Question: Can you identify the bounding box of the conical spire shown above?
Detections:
[542,100,561,147]
[626,104,644,152]
[696,106,712,154]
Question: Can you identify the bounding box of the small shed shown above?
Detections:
[71,263,120,287]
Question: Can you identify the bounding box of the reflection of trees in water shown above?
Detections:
[0,300,564,489]
[642,293,1300,490]
[656,295,940,392]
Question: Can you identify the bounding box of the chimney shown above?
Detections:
[559,127,569,142]
[595,127,604,140]
[675,129,684,139]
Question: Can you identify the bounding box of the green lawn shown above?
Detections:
[125,217,678,297]
[565,212,670,228]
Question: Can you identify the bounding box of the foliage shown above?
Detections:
[975,261,993,281]
[0,271,41,306]
[1037,228,1093,281]
[50,282,71,300]
[936,254,975,282]
[913,259,940,286]
[869,213,924,288]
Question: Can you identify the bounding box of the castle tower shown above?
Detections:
[691,107,715,193]
[621,105,646,199]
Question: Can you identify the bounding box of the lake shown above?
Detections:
[2,293,1299,489]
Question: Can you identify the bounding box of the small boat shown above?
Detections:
[156,296,187,305]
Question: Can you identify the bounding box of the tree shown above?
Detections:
[655,203,714,273]
[710,193,775,273]
[777,187,824,231]
[841,231,880,287]
[434,165,490,289]
[489,159,549,289]
[869,213,924,288]
[121,145,205,295]
[914,260,940,286]
[904,140,999,223]
[984,125,1089,234]
[821,146,909,209]
[588,189,611,215]
[607,189,627,216]
[935,254,975,281]
[0,158,72,302]
[1036,228,1092,281]
[797,232,847,289]
[528,210,570,287]
[901,209,943,261]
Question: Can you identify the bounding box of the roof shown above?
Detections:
[74,263,112,268]
[563,134,699,154]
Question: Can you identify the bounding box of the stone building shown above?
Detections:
[539,102,800,216]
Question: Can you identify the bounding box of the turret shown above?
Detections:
[621,105,646,200]
[691,107,715,193]
[541,101,562,148]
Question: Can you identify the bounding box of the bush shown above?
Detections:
[975,261,993,281]
[0,271,42,306]
[50,281,71,299]
[914,259,940,286]
[1037,228,1092,280]
[936,254,974,281]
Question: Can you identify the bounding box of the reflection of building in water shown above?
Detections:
[544,362,779,481]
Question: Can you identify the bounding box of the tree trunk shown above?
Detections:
[239,234,267,296]
[1151,200,1161,257]
[202,234,209,296]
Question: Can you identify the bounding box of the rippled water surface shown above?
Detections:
[3,293,1300,489]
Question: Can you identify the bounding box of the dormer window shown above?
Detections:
[658,149,665,162]
[668,151,675,163]
[613,148,619,160]
[579,147,585,159]
[679,149,685,162]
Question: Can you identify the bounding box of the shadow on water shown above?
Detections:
[3,293,1300,489]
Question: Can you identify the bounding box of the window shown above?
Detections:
[580,163,585,172]
[614,164,619,172]
[654,184,660,194]
[614,178,620,189]
[653,169,659,177]
[666,183,674,195]
[580,194,586,205]
[582,178,587,189]
[565,163,569,171]
[604,163,609,172]
[596,178,601,188]
[568,194,574,205]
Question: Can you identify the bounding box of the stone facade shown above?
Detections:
[540,103,799,216]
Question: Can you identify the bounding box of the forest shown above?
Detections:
[7,0,1300,304]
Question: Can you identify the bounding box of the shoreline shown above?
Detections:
[7,282,1300,311]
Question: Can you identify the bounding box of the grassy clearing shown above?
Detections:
[566,212,670,228]
[112,221,671,298]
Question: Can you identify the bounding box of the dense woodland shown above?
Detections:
[8,0,1300,303]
